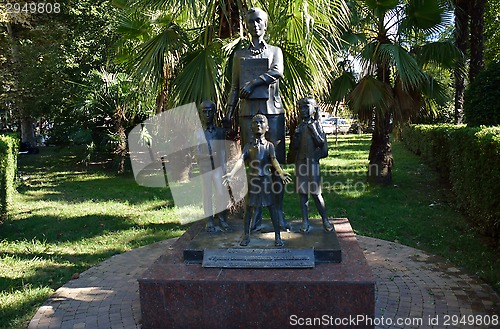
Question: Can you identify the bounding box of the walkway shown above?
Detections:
[28,235,499,329]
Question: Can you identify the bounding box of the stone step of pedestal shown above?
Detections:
[184,217,341,263]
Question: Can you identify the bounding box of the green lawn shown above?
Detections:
[1,135,498,328]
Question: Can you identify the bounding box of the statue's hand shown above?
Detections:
[239,81,255,99]
[222,173,233,187]
[222,114,232,129]
[280,172,292,184]
[307,122,317,132]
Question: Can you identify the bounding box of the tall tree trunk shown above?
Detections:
[454,0,469,124]
[20,116,36,145]
[368,52,393,185]
[114,106,127,174]
[469,0,485,82]
[218,0,242,39]
[156,64,169,114]
[368,112,393,185]
[5,22,36,145]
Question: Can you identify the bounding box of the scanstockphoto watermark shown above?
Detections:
[289,314,424,327]
[246,160,367,195]
[289,314,499,327]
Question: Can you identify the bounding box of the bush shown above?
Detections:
[0,134,19,218]
[402,125,500,238]
[464,61,500,126]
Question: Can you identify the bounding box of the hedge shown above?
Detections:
[0,134,19,218]
[402,125,500,238]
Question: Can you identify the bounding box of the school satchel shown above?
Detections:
[320,130,329,159]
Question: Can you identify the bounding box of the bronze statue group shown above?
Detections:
[195,8,334,247]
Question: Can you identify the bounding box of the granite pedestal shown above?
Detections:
[139,219,375,328]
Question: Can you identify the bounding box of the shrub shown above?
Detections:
[402,125,500,237]
[464,61,500,126]
[0,134,19,218]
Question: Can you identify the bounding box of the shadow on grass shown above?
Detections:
[0,214,185,244]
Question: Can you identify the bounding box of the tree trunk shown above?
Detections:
[6,22,36,145]
[454,0,469,124]
[368,50,393,185]
[114,106,127,174]
[218,0,242,39]
[20,115,36,145]
[367,112,393,185]
[156,64,169,114]
[469,0,485,82]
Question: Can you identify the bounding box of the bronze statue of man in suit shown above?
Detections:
[196,100,231,233]
[225,7,289,230]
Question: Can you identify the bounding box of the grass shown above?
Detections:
[1,135,498,328]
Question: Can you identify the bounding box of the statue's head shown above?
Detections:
[298,97,318,120]
[199,100,216,124]
[246,8,268,38]
[251,114,269,135]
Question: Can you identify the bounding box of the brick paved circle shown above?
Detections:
[28,235,499,329]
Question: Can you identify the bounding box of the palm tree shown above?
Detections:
[330,0,460,184]
[80,69,153,173]
[113,0,350,116]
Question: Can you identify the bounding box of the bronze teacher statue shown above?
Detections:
[225,7,289,231]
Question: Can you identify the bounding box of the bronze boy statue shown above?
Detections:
[293,97,334,233]
[223,114,291,247]
[224,7,289,231]
[195,100,231,233]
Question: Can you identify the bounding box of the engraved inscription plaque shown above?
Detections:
[202,248,315,268]
[240,58,270,99]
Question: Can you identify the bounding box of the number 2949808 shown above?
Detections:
[5,2,61,14]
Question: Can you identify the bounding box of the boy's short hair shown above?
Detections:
[298,96,317,107]
[199,100,216,111]
[252,114,268,125]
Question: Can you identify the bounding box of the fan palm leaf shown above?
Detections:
[348,76,393,122]
[414,41,463,70]
[170,41,225,106]
[329,70,356,104]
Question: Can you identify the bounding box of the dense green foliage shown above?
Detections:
[0,134,19,217]
[484,0,500,64]
[463,61,500,126]
[402,124,500,237]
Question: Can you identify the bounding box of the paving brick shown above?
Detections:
[27,235,500,329]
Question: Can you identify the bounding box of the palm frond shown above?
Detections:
[329,71,356,104]
[347,76,393,122]
[115,10,153,41]
[363,0,399,10]
[414,41,463,70]
[280,43,315,111]
[420,73,449,107]
[379,43,425,90]
[401,0,449,35]
[132,0,199,14]
[392,77,422,124]
[129,22,189,89]
[170,42,225,107]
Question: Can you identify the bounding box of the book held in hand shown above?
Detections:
[240,58,270,99]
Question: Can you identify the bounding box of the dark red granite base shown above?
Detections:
[139,219,375,329]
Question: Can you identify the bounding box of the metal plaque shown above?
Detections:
[202,248,315,268]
